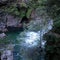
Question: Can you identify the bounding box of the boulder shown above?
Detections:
[1,50,13,60]
[0,33,6,38]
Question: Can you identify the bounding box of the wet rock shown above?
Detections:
[1,50,13,60]
[0,33,6,38]
[0,22,8,32]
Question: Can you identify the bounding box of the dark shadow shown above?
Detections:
[20,16,29,23]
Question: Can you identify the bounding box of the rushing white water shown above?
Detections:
[24,31,40,47]
[16,19,53,60]
[17,20,53,46]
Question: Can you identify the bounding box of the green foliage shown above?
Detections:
[20,2,27,8]
[46,0,60,18]
[27,0,39,9]
[3,3,27,18]
[54,20,60,28]
[3,2,32,18]
[45,0,60,58]
[46,0,60,33]
[44,34,60,60]
[0,0,48,18]
[5,4,21,17]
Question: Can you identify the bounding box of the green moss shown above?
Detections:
[20,2,27,8]
[19,10,26,18]
[26,8,32,18]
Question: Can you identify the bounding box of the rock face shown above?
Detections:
[6,15,18,27]
[0,11,31,32]
[0,13,24,32]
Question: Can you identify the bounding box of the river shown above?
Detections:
[1,19,53,60]
[13,19,53,60]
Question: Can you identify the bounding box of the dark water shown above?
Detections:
[5,31,20,44]
[6,32,22,60]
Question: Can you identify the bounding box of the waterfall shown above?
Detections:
[15,19,53,60]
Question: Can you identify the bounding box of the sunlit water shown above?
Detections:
[15,19,53,60]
